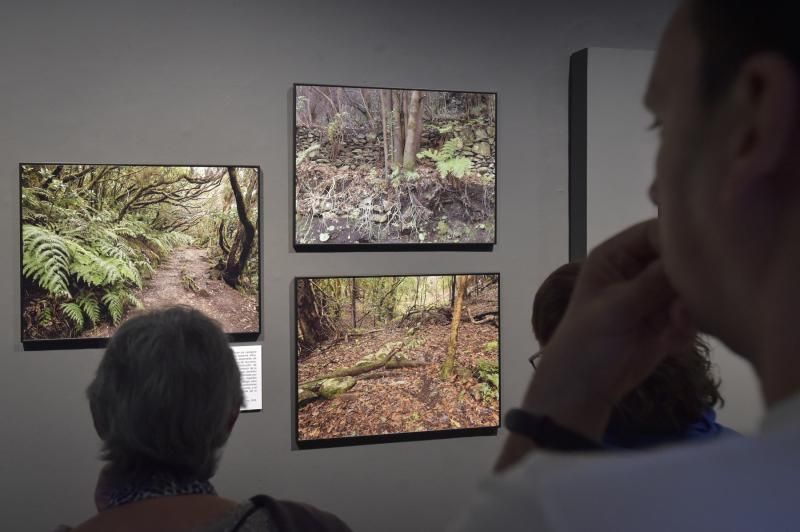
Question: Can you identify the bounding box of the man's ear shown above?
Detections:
[725,52,799,197]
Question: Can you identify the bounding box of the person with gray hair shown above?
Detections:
[59,306,351,532]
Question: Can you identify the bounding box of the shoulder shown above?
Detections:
[265,497,352,532]
[451,430,800,532]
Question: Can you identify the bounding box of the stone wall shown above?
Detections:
[296,120,496,179]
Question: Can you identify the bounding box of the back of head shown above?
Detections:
[532,263,723,436]
[87,306,243,481]
[531,263,581,346]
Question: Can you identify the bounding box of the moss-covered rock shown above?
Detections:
[298,388,319,405]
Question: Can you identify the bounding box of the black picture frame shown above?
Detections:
[293,83,497,252]
[294,273,500,449]
[20,163,262,350]
[569,50,589,261]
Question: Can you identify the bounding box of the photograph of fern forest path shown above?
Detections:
[297,274,500,443]
[295,85,496,246]
[21,164,260,342]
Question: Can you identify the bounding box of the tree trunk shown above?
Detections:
[297,279,327,348]
[379,89,391,179]
[391,90,405,168]
[402,90,422,170]
[351,278,358,328]
[312,86,339,119]
[222,167,256,288]
[441,275,468,379]
[218,220,229,255]
[413,94,425,158]
[359,88,374,128]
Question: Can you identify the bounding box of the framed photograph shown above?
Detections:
[20,164,261,349]
[295,273,500,447]
[294,84,497,251]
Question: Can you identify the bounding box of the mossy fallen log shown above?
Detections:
[298,341,427,405]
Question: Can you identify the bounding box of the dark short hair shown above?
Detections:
[87,306,243,480]
[532,262,723,435]
[691,0,800,101]
[531,262,580,346]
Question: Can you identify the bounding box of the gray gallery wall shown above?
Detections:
[0,1,676,530]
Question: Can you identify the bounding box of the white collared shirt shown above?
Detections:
[449,393,800,532]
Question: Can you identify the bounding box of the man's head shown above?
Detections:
[647,0,800,356]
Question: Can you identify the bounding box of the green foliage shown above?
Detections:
[68,240,141,288]
[478,382,497,404]
[22,225,71,298]
[296,143,321,166]
[60,302,85,329]
[436,157,472,179]
[39,305,54,327]
[435,123,455,134]
[474,359,499,403]
[76,291,101,325]
[327,112,346,151]
[418,137,472,179]
[101,291,125,325]
[483,340,499,353]
[60,291,102,330]
[21,166,197,337]
[403,336,425,350]
[102,289,142,325]
[431,137,463,160]
[20,164,263,340]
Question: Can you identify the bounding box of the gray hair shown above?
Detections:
[87,306,243,480]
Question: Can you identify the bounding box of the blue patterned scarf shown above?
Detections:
[94,466,217,511]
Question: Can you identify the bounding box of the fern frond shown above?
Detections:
[436,157,472,179]
[66,241,112,286]
[163,231,193,248]
[417,138,472,179]
[440,137,463,159]
[76,292,101,325]
[102,291,124,325]
[97,242,128,260]
[124,292,144,309]
[22,224,71,297]
[60,302,85,329]
[116,260,142,287]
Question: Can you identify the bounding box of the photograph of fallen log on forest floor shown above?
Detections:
[20,164,260,344]
[294,84,496,247]
[296,274,500,443]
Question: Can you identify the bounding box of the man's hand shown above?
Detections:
[496,219,693,471]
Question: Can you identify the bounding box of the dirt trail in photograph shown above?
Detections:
[139,247,258,331]
[82,247,258,337]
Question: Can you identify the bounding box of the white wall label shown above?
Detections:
[233,345,262,412]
